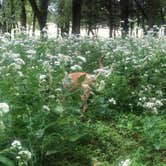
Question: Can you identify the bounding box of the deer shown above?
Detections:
[63,56,104,112]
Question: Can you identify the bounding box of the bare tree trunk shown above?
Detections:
[32,13,36,36]
[9,0,16,33]
[134,0,148,20]
[159,7,165,24]
[105,0,113,38]
[20,0,27,29]
[109,19,113,38]
[120,0,130,37]
[40,0,49,32]
[28,0,49,33]
[147,0,159,29]
[57,0,70,37]
[0,3,3,33]
[72,0,83,35]
[0,1,8,33]
[61,22,70,37]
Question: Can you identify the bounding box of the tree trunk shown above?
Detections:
[20,0,27,28]
[8,0,16,33]
[58,0,70,37]
[134,0,148,20]
[40,0,49,31]
[61,22,70,37]
[120,0,130,37]
[160,7,165,24]
[72,0,83,35]
[28,0,49,32]
[107,0,113,38]
[0,1,10,33]
[147,0,159,29]
[0,3,3,33]
[109,19,113,38]
[32,13,36,35]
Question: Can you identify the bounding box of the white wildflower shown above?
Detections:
[94,66,111,77]
[26,49,36,55]
[42,105,50,112]
[55,105,64,113]
[54,61,60,66]
[43,61,50,69]
[9,63,22,70]
[16,156,21,160]
[77,56,86,63]
[96,80,105,92]
[18,150,32,160]
[145,102,154,109]
[39,74,47,82]
[39,74,47,80]
[119,159,131,166]
[57,53,71,63]
[48,95,56,99]
[57,53,64,58]
[46,53,53,59]
[11,140,22,150]
[0,102,9,114]
[155,100,163,107]
[17,71,24,77]
[85,51,91,55]
[11,53,20,59]
[152,107,158,114]
[108,98,116,105]
[71,65,82,71]
[15,58,25,66]
[55,88,62,92]
[143,98,163,114]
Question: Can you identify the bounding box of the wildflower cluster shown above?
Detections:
[119,159,131,166]
[0,102,9,116]
[11,140,32,164]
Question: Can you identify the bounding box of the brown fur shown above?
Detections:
[63,57,104,112]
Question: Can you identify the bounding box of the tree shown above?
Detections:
[72,0,83,35]
[120,0,130,37]
[57,0,72,37]
[146,0,160,29]
[28,0,49,32]
[0,0,17,33]
[105,0,114,37]
[82,0,103,36]
[20,0,27,28]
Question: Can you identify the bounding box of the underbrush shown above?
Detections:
[0,34,165,166]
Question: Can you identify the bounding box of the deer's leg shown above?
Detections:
[81,84,90,112]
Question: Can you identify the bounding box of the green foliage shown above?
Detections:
[0,34,165,165]
[0,155,15,166]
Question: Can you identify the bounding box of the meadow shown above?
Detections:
[0,34,165,166]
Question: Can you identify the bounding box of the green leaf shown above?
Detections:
[46,150,58,156]
[78,74,86,83]
[0,155,15,166]
[69,133,87,142]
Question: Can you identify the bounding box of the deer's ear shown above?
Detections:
[78,74,86,83]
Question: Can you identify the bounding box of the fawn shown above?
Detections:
[63,57,104,112]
